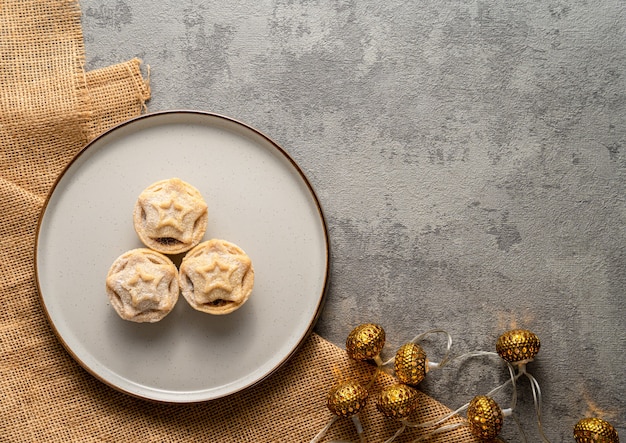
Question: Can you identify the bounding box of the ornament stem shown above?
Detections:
[373,354,384,367]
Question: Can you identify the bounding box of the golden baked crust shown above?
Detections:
[106,248,179,323]
[133,178,208,255]
[179,239,254,315]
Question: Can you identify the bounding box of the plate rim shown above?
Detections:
[34,109,330,403]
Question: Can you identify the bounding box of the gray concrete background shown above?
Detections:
[81,1,624,441]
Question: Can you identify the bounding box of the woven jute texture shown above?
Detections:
[0,1,479,441]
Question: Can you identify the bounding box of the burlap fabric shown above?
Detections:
[0,1,479,441]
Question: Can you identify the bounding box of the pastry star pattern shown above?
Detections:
[154,193,192,232]
[197,256,237,295]
[185,253,251,304]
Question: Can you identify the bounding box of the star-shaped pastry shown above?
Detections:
[106,249,179,323]
[179,239,255,315]
[133,178,208,254]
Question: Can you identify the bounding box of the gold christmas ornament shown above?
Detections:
[467,395,504,440]
[326,380,369,418]
[574,417,620,443]
[346,323,386,362]
[496,329,540,364]
[394,342,428,386]
[376,383,421,419]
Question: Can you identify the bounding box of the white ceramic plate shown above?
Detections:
[35,111,329,403]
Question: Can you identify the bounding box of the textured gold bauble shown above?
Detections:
[376,383,421,419]
[574,417,620,443]
[467,395,504,440]
[346,323,386,361]
[496,329,540,363]
[326,380,369,418]
[394,342,428,386]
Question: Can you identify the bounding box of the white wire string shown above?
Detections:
[409,420,468,442]
[403,402,471,429]
[352,415,367,443]
[523,369,552,443]
[382,423,407,443]
[485,361,521,407]
[309,415,339,443]
[365,364,383,390]
[381,329,454,367]
[512,414,529,443]
[309,415,368,443]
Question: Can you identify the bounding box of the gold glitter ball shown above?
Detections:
[574,417,619,443]
[376,383,420,419]
[346,323,386,361]
[326,380,369,418]
[394,342,428,386]
[496,329,540,364]
[467,395,504,440]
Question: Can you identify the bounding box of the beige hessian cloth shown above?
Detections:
[0,1,479,441]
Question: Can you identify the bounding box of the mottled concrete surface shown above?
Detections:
[81,1,625,441]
